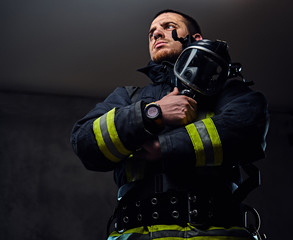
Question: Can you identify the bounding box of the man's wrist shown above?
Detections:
[141,101,164,134]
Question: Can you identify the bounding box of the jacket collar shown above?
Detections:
[137,61,176,85]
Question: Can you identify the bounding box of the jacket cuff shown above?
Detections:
[132,100,154,142]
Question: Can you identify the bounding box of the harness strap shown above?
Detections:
[114,190,243,233]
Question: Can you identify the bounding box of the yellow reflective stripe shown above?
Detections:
[145,237,250,240]
[93,117,120,163]
[207,226,247,231]
[109,224,251,239]
[185,123,205,166]
[149,224,189,232]
[106,108,132,156]
[202,118,223,166]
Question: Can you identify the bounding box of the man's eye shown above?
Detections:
[167,25,175,30]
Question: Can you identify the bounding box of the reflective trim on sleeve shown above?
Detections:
[106,109,132,156]
[185,117,223,167]
[185,123,205,166]
[196,121,214,166]
[202,118,223,166]
[93,116,120,162]
[93,108,132,163]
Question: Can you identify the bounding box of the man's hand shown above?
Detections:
[156,87,197,126]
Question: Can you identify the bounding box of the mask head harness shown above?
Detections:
[172,30,243,96]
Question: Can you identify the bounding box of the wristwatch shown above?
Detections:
[143,102,163,130]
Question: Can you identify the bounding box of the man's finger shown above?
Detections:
[169,87,179,95]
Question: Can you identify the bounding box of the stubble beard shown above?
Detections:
[152,47,182,64]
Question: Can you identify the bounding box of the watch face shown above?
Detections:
[147,106,159,118]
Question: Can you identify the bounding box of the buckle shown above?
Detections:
[188,193,199,225]
[243,205,261,234]
[188,192,214,226]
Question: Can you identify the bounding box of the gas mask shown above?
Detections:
[172,30,233,97]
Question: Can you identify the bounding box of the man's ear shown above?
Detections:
[192,33,203,41]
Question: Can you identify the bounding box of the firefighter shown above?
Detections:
[71,9,269,240]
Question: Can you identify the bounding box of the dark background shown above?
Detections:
[1,0,292,239]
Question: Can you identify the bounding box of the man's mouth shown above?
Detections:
[155,41,167,49]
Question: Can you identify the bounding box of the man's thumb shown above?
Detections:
[169,87,179,95]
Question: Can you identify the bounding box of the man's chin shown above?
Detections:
[152,49,181,64]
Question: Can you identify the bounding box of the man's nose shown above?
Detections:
[153,29,165,40]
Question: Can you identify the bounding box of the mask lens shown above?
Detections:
[175,48,224,95]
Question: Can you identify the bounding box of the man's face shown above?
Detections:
[149,13,189,63]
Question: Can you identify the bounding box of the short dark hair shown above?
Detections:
[153,9,202,35]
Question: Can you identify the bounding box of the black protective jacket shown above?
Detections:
[71,61,269,194]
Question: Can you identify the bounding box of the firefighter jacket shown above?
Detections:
[70,61,269,191]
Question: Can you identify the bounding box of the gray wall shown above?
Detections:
[1,91,292,240]
[0,91,117,240]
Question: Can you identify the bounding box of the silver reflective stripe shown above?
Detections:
[99,113,126,160]
[195,121,214,166]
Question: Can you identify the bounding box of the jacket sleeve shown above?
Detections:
[158,81,269,168]
[70,87,152,172]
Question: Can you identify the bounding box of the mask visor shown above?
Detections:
[174,48,225,96]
